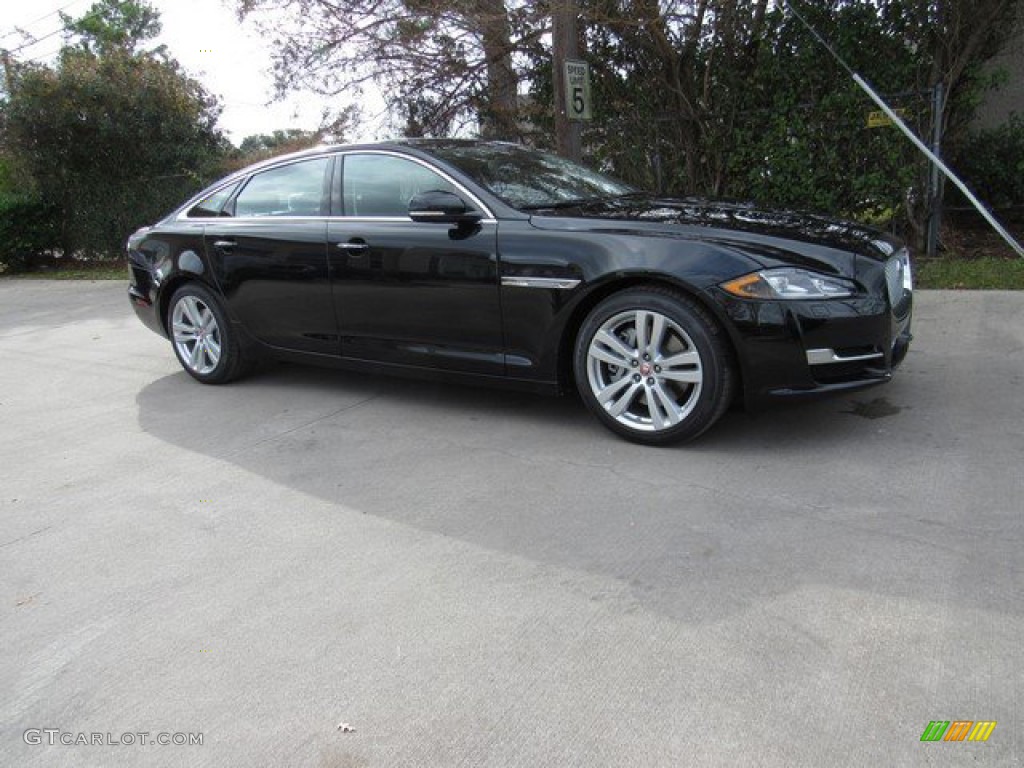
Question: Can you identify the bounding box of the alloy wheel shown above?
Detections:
[171,295,222,376]
[585,309,704,432]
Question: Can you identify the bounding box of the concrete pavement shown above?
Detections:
[0,281,1021,766]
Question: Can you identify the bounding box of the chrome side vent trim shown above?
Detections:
[501,277,581,290]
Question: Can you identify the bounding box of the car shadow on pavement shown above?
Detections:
[134,361,1015,626]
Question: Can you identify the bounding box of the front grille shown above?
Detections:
[885,251,912,317]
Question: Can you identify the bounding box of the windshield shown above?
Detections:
[426,143,636,210]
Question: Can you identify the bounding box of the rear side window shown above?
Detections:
[187,182,240,218]
[233,158,330,217]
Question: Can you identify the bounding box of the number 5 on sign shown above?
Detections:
[565,59,592,121]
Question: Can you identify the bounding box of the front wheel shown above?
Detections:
[167,283,247,384]
[573,288,735,445]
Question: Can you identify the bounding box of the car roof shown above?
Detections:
[251,138,518,164]
[208,138,518,188]
[171,139,530,222]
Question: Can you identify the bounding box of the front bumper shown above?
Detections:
[709,287,912,407]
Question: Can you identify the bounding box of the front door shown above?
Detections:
[329,152,503,375]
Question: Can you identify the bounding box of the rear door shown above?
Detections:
[204,156,337,355]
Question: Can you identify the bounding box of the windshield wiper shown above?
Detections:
[519,198,596,211]
[597,191,645,203]
[519,191,644,212]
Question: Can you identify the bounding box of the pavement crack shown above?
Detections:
[228,393,381,455]
[0,526,52,549]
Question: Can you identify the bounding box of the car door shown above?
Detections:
[204,156,338,355]
[328,152,503,375]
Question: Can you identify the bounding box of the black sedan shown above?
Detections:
[127,140,912,444]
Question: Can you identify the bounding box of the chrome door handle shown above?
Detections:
[336,241,369,253]
[212,239,236,250]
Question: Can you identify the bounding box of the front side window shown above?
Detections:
[233,158,330,217]
[342,154,459,217]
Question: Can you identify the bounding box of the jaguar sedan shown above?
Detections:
[127,139,912,444]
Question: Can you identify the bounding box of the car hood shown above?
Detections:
[526,195,900,278]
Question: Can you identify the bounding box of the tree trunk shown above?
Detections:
[471,0,519,139]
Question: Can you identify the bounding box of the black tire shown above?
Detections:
[166,283,247,384]
[573,287,735,445]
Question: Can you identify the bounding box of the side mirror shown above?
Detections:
[409,190,482,225]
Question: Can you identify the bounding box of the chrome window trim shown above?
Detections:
[334,149,497,222]
[177,180,244,221]
[178,215,497,224]
[175,149,498,224]
[176,155,331,222]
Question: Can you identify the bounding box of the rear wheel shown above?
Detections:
[573,287,734,445]
[167,283,246,384]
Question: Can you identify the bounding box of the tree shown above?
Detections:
[238,129,322,156]
[231,0,1021,245]
[235,0,535,138]
[526,0,1022,243]
[60,0,162,56]
[1,0,225,259]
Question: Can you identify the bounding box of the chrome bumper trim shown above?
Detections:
[806,348,884,366]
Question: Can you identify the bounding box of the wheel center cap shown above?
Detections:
[639,362,653,376]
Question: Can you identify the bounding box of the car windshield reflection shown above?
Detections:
[425,143,635,210]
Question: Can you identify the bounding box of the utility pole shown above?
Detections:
[552,0,582,161]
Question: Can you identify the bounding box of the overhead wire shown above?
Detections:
[1,3,106,55]
[0,0,89,42]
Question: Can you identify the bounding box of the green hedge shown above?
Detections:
[954,114,1024,209]
[0,196,59,272]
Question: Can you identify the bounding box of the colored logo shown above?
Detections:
[920,721,996,742]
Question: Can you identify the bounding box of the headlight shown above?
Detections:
[720,268,856,300]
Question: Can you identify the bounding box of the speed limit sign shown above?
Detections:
[564,59,592,120]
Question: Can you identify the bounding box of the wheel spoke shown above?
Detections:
[590,342,632,368]
[593,330,636,364]
[659,348,702,384]
[659,368,703,384]
[647,313,667,358]
[634,311,650,356]
[189,340,205,370]
[659,349,699,367]
[172,323,197,343]
[607,381,642,418]
[596,374,631,403]
[650,383,682,429]
[199,308,216,332]
[182,296,202,327]
[204,337,221,365]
